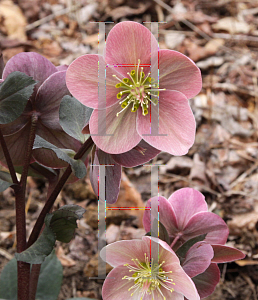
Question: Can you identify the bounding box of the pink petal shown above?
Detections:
[211,244,245,263]
[192,263,220,299]
[159,49,202,99]
[105,21,157,77]
[2,52,57,94]
[56,65,68,71]
[168,188,208,230]
[161,291,184,300]
[143,196,178,236]
[183,212,229,244]
[66,54,121,109]
[145,237,199,300]
[137,90,196,155]
[35,71,69,129]
[90,148,122,204]
[102,266,140,300]
[100,238,150,267]
[183,242,214,278]
[111,140,160,167]
[89,105,141,154]
[164,263,200,300]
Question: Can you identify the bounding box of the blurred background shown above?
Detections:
[1,0,258,299]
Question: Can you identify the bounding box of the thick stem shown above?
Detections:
[20,114,38,188]
[0,128,19,184]
[28,176,58,300]
[27,136,93,248]
[16,114,38,300]
[29,264,41,300]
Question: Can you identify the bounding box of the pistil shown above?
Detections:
[122,253,175,300]
[113,59,165,117]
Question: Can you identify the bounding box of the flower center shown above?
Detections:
[113,59,165,117]
[122,253,175,300]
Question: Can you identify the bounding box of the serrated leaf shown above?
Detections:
[59,95,93,143]
[0,71,36,124]
[0,251,62,300]
[0,171,13,192]
[176,234,207,258]
[50,205,85,243]
[33,135,86,179]
[15,223,55,264]
[145,219,170,245]
[15,205,85,264]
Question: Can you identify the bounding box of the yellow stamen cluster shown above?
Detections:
[113,59,165,117]
[122,253,175,300]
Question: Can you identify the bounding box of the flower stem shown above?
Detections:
[27,136,94,248]
[0,128,19,184]
[16,114,38,300]
[29,264,41,300]
[28,176,59,300]
[170,235,180,249]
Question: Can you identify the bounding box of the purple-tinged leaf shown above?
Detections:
[33,135,86,179]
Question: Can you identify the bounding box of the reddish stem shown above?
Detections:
[0,128,19,184]
[16,114,38,300]
[28,176,59,299]
[27,136,93,248]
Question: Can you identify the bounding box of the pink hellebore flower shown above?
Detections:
[143,188,230,248]
[100,236,200,300]
[66,21,202,155]
[143,188,245,298]
[0,52,81,168]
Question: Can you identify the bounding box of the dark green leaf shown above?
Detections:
[15,205,85,264]
[145,218,170,245]
[59,95,93,143]
[0,257,17,300]
[36,250,63,300]
[33,135,86,179]
[0,71,36,124]
[0,171,13,192]
[15,220,56,264]
[50,205,85,243]
[15,162,58,180]
[176,234,207,258]
[0,251,63,300]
